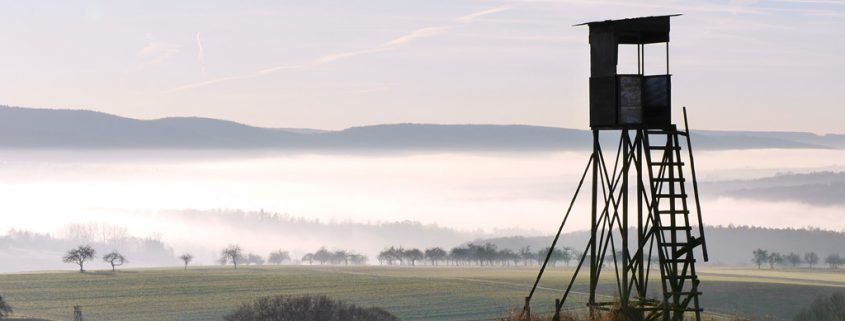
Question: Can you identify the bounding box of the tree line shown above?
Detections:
[61,242,585,271]
[300,247,367,265]
[751,249,845,269]
[60,244,295,272]
[376,243,580,267]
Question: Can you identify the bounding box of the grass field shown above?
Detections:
[1,265,843,321]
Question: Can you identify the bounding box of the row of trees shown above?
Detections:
[60,244,294,272]
[751,249,844,269]
[377,243,580,267]
[61,242,586,271]
[301,247,367,265]
[62,245,127,272]
[219,245,293,269]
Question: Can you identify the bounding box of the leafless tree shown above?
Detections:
[826,253,842,269]
[404,248,423,266]
[752,249,768,269]
[180,253,194,270]
[63,245,96,272]
[302,253,314,265]
[519,246,533,266]
[221,244,243,269]
[268,250,290,265]
[805,252,819,268]
[102,251,127,272]
[245,253,264,265]
[424,247,446,266]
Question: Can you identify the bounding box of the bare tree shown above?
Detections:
[221,244,243,269]
[179,253,194,270]
[102,251,127,272]
[784,252,802,268]
[826,254,842,269]
[424,247,447,266]
[268,250,290,265]
[751,249,768,269]
[768,252,783,269]
[313,247,331,265]
[0,295,11,319]
[348,253,367,265]
[302,253,314,265]
[245,253,265,265]
[805,252,819,269]
[332,250,348,265]
[63,245,96,272]
[403,249,423,266]
[519,246,533,266]
[561,247,578,266]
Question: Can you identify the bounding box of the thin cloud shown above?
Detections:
[196,32,206,73]
[139,33,178,65]
[166,5,516,92]
[457,5,517,23]
[315,26,452,64]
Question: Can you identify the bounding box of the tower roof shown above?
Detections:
[575,14,681,44]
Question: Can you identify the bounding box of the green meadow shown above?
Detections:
[1,266,843,321]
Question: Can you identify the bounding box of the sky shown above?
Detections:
[1,0,844,133]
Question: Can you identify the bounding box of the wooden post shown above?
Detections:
[73,305,83,321]
[524,296,531,321]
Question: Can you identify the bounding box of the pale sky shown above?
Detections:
[1,0,843,133]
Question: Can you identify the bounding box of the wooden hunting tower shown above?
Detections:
[582,15,676,129]
[519,15,709,321]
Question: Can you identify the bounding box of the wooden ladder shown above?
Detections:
[643,120,706,321]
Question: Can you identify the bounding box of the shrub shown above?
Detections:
[0,295,12,319]
[794,291,845,321]
[224,295,399,321]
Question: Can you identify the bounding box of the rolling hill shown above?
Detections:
[0,105,838,150]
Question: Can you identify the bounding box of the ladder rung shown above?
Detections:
[650,162,685,166]
[668,291,702,296]
[657,226,692,231]
[645,130,688,137]
[657,210,690,214]
[647,146,681,150]
[656,194,687,198]
[654,177,685,182]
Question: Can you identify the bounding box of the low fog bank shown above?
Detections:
[473,225,845,266]
[0,210,539,272]
[1,148,844,271]
[157,209,526,263]
[5,208,845,272]
[703,171,845,206]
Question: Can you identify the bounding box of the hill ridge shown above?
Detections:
[0,105,840,150]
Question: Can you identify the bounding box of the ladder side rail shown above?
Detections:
[670,132,694,295]
[682,107,708,261]
[642,130,672,321]
[672,128,705,321]
[664,130,682,311]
